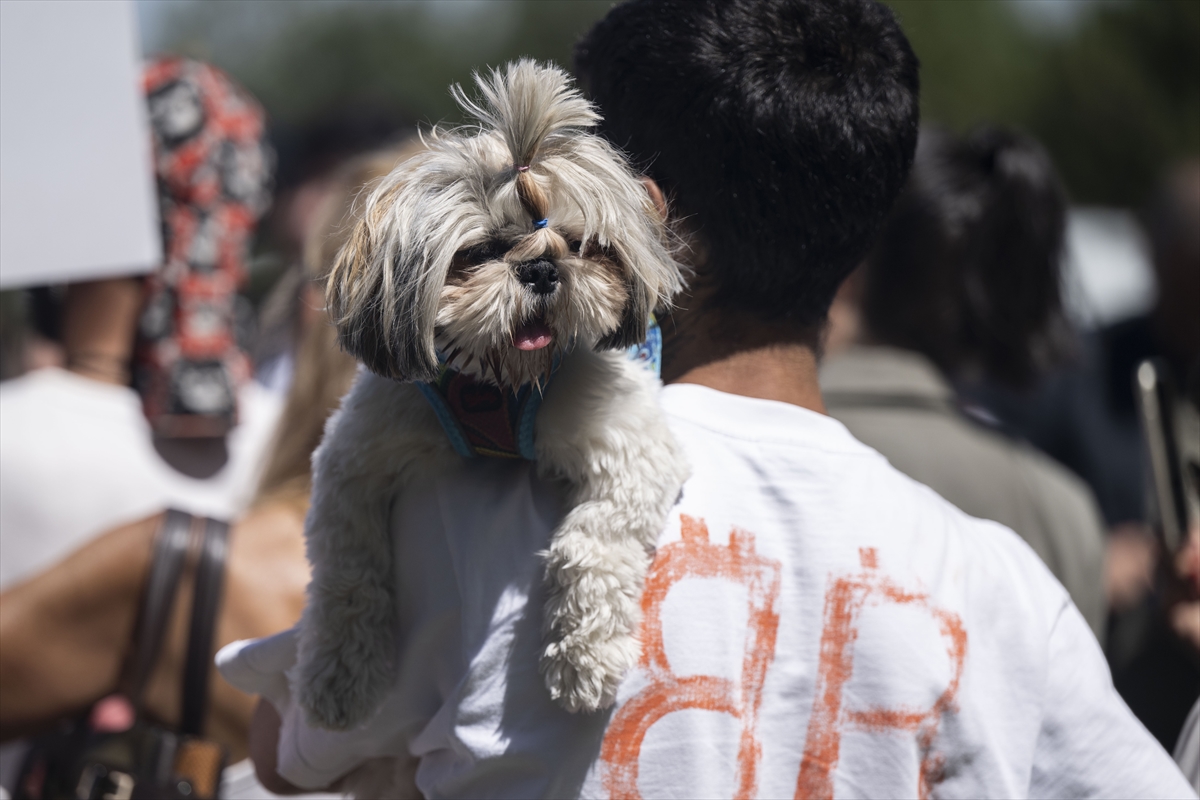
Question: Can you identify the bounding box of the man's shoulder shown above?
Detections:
[0,367,142,422]
[659,380,1080,534]
[660,382,879,460]
[0,367,69,410]
[859,442,1070,593]
[660,383,1064,604]
[0,369,149,466]
[841,422,1081,616]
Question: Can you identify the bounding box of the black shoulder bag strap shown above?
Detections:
[128,509,194,711]
[16,512,230,800]
[180,517,230,736]
[128,510,230,733]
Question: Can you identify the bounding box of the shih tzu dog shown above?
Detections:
[297,60,690,730]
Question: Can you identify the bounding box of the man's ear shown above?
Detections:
[824,266,866,358]
[640,176,668,222]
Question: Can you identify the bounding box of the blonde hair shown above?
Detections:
[254,141,424,506]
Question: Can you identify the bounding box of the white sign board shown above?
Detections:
[1061,207,1158,330]
[0,0,161,289]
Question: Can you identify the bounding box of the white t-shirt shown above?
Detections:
[220,384,1194,799]
[0,367,282,589]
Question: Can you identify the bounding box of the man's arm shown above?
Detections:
[228,622,426,797]
[249,698,307,795]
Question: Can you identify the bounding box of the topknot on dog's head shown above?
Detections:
[452,60,599,223]
[454,60,599,173]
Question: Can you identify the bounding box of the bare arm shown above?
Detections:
[0,514,159,740]
[0,500,312,762]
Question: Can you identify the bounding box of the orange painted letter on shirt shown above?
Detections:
[795,548,968,800]
[600,515,782,800]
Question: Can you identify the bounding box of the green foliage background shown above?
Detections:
[148,0,1200,207]
[891,0,1199,205]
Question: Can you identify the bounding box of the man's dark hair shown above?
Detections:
[575,0,919,329]
[862,126,1071,387]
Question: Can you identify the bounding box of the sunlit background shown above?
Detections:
[2,0,1198,376]
[136,0,1199,206]
[136,0,1199,325]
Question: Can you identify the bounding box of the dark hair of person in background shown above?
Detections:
[862,126,1073,388]
[574,0,919,337]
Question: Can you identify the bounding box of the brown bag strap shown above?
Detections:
[128,509,194,710]
[180,517,229,736]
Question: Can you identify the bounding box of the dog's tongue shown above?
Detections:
[514,319,553,351]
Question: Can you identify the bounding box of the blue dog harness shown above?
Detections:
[417,317,662,460]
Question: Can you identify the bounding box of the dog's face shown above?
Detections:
[327,61,682,387]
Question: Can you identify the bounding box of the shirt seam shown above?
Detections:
[666,412,883,458]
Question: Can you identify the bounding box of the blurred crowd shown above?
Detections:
[0,3,1197,799]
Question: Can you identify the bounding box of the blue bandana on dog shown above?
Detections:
[417,317,662,460]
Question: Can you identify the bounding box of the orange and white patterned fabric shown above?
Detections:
[136,58,272,437]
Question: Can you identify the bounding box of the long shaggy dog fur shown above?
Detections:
[297,61,690,732]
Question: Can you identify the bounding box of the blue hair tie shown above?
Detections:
[533,218,548,230]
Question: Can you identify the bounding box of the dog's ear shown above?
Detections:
[326,214,439,383]
[596,198,681,352]
[597,278,653,351]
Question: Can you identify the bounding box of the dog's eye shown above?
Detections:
[568,239,583,254]
[457,240,507,266]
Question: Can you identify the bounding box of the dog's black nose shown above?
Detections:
[516,259,559,295]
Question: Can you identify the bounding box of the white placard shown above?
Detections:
[0,0,161,289]
[1061,207,1158,330]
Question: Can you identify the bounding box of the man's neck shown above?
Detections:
[660,302,827,414]
[668,342,826,413]
[62,278,142,386]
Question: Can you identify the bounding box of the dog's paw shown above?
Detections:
[539,532,650,712]
[540,633,638,713]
